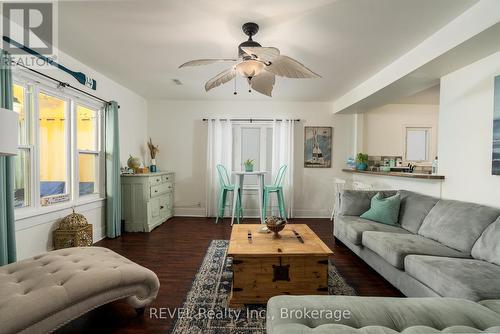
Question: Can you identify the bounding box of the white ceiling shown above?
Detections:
[58,0,477,101]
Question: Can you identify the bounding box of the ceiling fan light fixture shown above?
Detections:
[180,22,321,97]
[236,60,264,79]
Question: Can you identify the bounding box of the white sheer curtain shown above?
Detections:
[205,119,233,217]
[272,119,295,218]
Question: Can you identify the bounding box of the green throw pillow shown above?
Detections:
[360,192,401,225]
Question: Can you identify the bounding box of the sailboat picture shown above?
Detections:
[493,75,500,175]
[304,126,332,168]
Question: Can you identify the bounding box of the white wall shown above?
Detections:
[147,100,355,218]
[362,104,439,160]
[438,50,500,208]
[14,49,148,259]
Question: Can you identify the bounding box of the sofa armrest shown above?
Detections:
[339,190,396,216]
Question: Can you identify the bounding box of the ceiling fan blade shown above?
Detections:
[179,58,237,68]
[266,55,321,78]
[241,47,280,62]
[205,67,236,92]
[250,71,275,97]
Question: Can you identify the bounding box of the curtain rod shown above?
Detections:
[203,118,300,122]
[12,61,120,109]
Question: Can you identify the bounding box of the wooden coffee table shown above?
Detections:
[227,224,333,307]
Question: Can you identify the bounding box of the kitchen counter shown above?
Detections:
[342,169,445,180]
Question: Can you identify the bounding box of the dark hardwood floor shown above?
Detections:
[56,217,402,334]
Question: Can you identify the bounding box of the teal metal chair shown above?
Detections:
[216,164,243,224]
[262,165,288,221]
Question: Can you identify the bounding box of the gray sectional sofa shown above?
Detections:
[266,190,500,333]
[334,190,500,301]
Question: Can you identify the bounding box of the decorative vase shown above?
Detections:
[150,159,157,173]
[127,155,141,171]
[266,216,286,239]
[244,164,254,172]
[356,162,368,171]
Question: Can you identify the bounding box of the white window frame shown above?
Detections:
[403,125,433,163]
[13,80,35,209]
[74,101,104,201]
[36,86,72,206]
[13,68,105,220]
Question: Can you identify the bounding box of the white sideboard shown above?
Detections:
[121,172,174,232]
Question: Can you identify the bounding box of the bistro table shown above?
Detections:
[230,171,267,225]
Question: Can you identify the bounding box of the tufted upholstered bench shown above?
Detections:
[267,296,500,333]
[0,247,160,334]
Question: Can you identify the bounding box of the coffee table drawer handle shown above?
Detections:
[292,230,304,243]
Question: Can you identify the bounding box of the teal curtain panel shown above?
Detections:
[105,101,122,238]
[0,49,17,265]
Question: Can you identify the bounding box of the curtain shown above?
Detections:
[105,101,121,238]
[206,119,233,217]
[272,119,295,218]
[0,49,16,265]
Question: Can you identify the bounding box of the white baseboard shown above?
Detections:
[292,209,331,219]
[174,207,206,217]
[173,207,331,219]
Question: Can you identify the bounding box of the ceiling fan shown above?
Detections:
[179,22,321,97]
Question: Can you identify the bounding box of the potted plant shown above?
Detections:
[147,138,159,173]
[356,153,369,171]
[244,159,254,172]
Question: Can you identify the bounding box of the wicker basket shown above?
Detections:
[53,210,93,249]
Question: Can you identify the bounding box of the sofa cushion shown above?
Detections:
[418,200,500,253]
[471,216,500,266]
[267,295,500,334]
[398,190,439,233]
[340,190,397,216]
[362,232,469,269]
[405,255,500,301]
[479,300,500,315]
[360,193,402,226]
[335,216,410,245]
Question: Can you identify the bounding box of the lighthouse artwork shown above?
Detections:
[304,126,332,168]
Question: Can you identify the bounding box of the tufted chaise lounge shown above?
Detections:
[0,247,160,334]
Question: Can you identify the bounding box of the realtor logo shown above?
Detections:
[2,2,53,55]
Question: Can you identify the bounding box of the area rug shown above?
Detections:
[169,240,356,334]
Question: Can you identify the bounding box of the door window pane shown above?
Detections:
[266,127,273,183]
[241,127,260,185]
[77,105,97,150]
[79,153,97,196]
[39,92,69,204]
[14,149,30,208]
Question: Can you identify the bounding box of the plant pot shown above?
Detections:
[356,162,368,171]
[244,165,254,172]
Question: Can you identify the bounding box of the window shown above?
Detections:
[233,123,273,185]
[39,92,70,206]
[13,71,104,213]
[405,127,430,162]
[76,105,100,196]
[13,83,32,208]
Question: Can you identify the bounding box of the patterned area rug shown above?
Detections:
[169,240,356,334]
